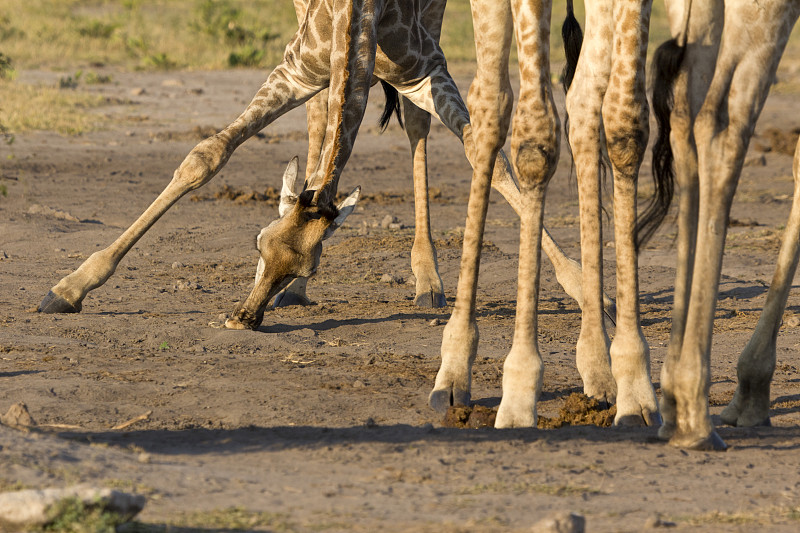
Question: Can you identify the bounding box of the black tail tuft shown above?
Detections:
[561,0,583,95]
[379,80,403,132]
[561,0,583,177]
[636,37,685,250]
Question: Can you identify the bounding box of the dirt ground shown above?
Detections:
[2,67,800,532]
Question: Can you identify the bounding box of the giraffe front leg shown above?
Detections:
[274,90,328,309]
[430,0,513,414]
[404,98,446,308]
[496,192,548,428]
[495,0,557,428]
[39,56,324,314]
[603,0,659,427]
[40,132,236,314]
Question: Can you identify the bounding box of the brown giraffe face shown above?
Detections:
[225,158,359,330]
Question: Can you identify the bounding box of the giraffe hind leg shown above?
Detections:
[721,137,800,427]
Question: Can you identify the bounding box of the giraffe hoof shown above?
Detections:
[669,430,728,451]
[429,387,469,414]
[274,291,312,307]
[38,291,81,313]
[414,291,447,308]
[657,421,676,441]
[616,410,662,428]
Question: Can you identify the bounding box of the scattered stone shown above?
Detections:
[171,261,185,269]
[381,214,399,229]
[644,515,677,528]
[421,422,434,432]
[388,222,404,230]
[0,485,145,530]
[358,220,369,236]
[0,250,7,260]
[296,328,317,338]
[174,280,201,291]
[130,87,146,96]
[786,315,800,328]
[352,380,366,389]
[531,512,586,533]
[137,452,152,464]
[27,204,80,223]
[429,318,442,326]
[380,273,402,284]
[0,402,36,430]
[162,78,184,87]
[364,417,377,428]
[191,345,207,354]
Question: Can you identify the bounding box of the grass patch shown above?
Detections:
[458,480,602,497]
[36,497,124,533]
[2,1,682,73]
[1,0,298,71]
[0,81,105,135]
[168,506,293,531]
[673,506,800,527]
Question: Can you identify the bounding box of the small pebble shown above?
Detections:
[786,315,800,328]
[353,380,366,389]
[171,262,184,269]
[429,318,442,326]
[364,417,377,428]
[130,87,145,96]
[381,214,398,229]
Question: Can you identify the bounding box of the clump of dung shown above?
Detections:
[442,405,496,429]
[441,393,616,430]
[538,393,616,429]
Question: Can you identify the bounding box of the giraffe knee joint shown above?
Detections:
[174,135,231,191]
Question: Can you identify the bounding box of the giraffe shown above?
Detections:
[653,0,800,450]
[272,0,613,315]
[430,0,663,428]
[38,0,603,333]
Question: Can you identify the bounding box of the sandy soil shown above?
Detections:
[2,68,800,532]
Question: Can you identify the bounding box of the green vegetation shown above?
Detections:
[0,0,297,71]
[115,506,293,531]
[0,1,678,73]
[38,498,124,533]
[0,81,104,134]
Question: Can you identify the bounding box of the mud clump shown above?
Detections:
[190,184,281,205]
[442,394,616,430]
[538,393,616,429]
[442,405,497,429]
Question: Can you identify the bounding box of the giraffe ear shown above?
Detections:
[279,156,304,217]
[323,186,361,240]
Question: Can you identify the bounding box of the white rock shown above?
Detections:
[531,512,586,533]
[0,485,145,530]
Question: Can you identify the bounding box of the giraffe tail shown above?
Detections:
[379,80,403,132]
[561,0,582,94]
[636,37,685,250]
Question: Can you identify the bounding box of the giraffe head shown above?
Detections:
[224,157,359,330]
